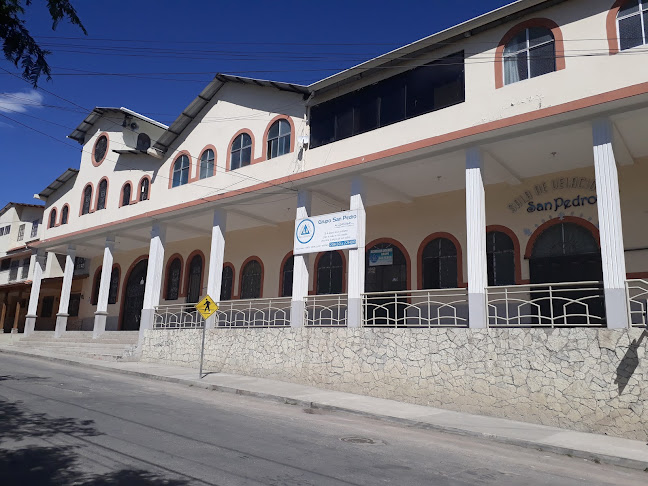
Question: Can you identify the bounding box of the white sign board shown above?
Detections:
[294,210,359,255]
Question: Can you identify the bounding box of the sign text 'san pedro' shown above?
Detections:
[294,210,359,255]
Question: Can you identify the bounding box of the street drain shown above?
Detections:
[340,437,381,445]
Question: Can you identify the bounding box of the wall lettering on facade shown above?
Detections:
[527,195,598,213]
[507,177,596,213]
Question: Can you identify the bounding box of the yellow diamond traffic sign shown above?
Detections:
[196,295,218,320]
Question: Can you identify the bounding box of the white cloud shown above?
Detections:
[0,90,44,113]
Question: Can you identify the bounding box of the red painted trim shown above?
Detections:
[524,216,600,259]
[486,225,523,285]
[222,262,235,300]
[118,255,148,330]
[162,253,184,301]
[79,182,94,217]
[628,272,648,279]
[495,18,566,89]
[279,251,293,298]
[227,129,260,171]
[417,232,465,289]
[168,151,193,189]
[238,256,264,299]
[91,132,109,167]
[607,0,629,56]
[94,177,109,211]
[262,116,296,161]
[195,144,218,180]
[119,181,134,208]
[48,208,57,229]
[138,175,152,202]
[313,250,347,294]
[182,250,206,299]
[366,238,412,291]
[36,81,648,247]
[59,204,70,225]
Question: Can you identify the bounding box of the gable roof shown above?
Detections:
[67,107,168,144]
[37,168,79,200]
[0,202,45,218]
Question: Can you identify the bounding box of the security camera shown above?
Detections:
[130,122,139,131]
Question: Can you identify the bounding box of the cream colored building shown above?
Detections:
[23,0,648,339]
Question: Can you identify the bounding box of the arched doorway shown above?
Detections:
[186,254,203,303]
[529,221,604,323]
[121,259,148,330]
[365,241,409,325]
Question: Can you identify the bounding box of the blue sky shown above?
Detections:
[0,0,511,208]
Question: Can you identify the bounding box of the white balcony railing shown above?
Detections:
[154,304,205,329]
[626,279,648,328]
[304,294,347,327]
[214,297,292,328]
[362,288,469,327]
[486,281,606,328]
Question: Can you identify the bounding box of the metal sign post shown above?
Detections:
[195,295,218,379]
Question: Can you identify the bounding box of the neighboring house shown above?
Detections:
[23,0,648,336]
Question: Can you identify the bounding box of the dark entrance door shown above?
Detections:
[529,222,604,324]
[365,242,408,325]
[186,254,203,303]
[122,259,148,331]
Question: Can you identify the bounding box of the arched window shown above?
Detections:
[421,237,458,289]
[165,257,182,300]
[617,0,648,51]
[48,209,57,228]
[93,134,108,166]
[230,133,252,170]
[61,205,69,225]
[91,267,101,305]
[486,231,515,286]
[267,119,291,159]
[240,259,262,299]
[186,253,203,303]
[139,178,150,201]
[108,266,120,304]
[82,185,92,215]
[97,179,108,210]
[365,242,408,292]
[316,251,343,295]
[199,149,215,179]
[221,265,234,301]
[172,155,190,187]
[122,183,132,206]
[281,255,294,297]
[136,133,151,151]
[503,27,555,85]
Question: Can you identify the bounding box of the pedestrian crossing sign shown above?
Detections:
[196,295,218,320]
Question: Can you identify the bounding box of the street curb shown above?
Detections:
[2,347,647,472]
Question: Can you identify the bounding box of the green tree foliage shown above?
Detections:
[1,0,86,86]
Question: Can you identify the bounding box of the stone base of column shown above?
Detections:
[24,315,37,336]
[93,311,108,339]
[290,300,305,328]
[54,313,69,338]
[468,293,487,329]
[604,287,630,329]
[138,308,155,345]
[347,298,362,328]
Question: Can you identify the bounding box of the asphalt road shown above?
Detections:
[0,354,646,486]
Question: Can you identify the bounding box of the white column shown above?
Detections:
[347,177,366,328]
[139,223,166,342]
[291,190,312,328]
[466,148,488,329]
[592,119,630,329]
[24,250,46,336]
[55,245,76,338]
[92,237,115,338]
[206,209,227,329]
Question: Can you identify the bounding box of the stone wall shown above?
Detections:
[141,328,648,440]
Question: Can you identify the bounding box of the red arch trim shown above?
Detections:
[495,18,566,89]
[262,116,296,161]
[94,177,110,211]
[79,182,94,217]
[168,151,193,189]
[182,250,206,299]
[119,255,149,330]
[366,238,412,291]
[607,0,634,55]
[162,253,184,301]
[59,204,70,226]
[312,250,347,295]
[417,232,465,289]
[91,132,110,167]
[195,145,218,180]
[524,216,600,259]
[48,208,57,229]
[119,181,134,207]
[138,175,152,201]
[238,256,265,299]
[279,251,294,298]
[486,225,523,285]
[222,262,235,300]
[226,130,260,171]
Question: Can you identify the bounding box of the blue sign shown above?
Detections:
[296,219,315,244]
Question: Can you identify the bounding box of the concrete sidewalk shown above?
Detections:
[1,345,647,472]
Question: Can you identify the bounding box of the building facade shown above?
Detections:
[23,0,648,338]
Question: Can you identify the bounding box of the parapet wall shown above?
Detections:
[141,327,648,440]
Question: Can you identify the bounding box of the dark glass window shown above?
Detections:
[186,254,203,303]
[221,265,233,301]
[421,238,458,289]
[61,206,69,225]
[108,267,120,304]
[365,243,407,293]
[240,259,262,299]
[503,27,555,85]
[41,296,55,318]
[166,258,182,300]
[281,255,294,297]
[91,269,101,305]
[316,251,343,295]
[122,183,132,206]
[310,51,464,148]
[69,294,81,317]
[9,261,18,281]
[20,258,29,279]
[199,149,215,179]
[267,120,291,159]
[48,209,57,228]
[136,133,151,151]
[139,178,149,201]
[172,155,190,187]
[97,179,108,210]
[230,133,252,170]
[17,224,24,241]
[486,231,516,286]
[82,186,92,215]
[0,259,10,271]
[618,0,648,51]
[94,135,108,163]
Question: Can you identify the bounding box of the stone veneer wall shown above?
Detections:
[141,328,648,440]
